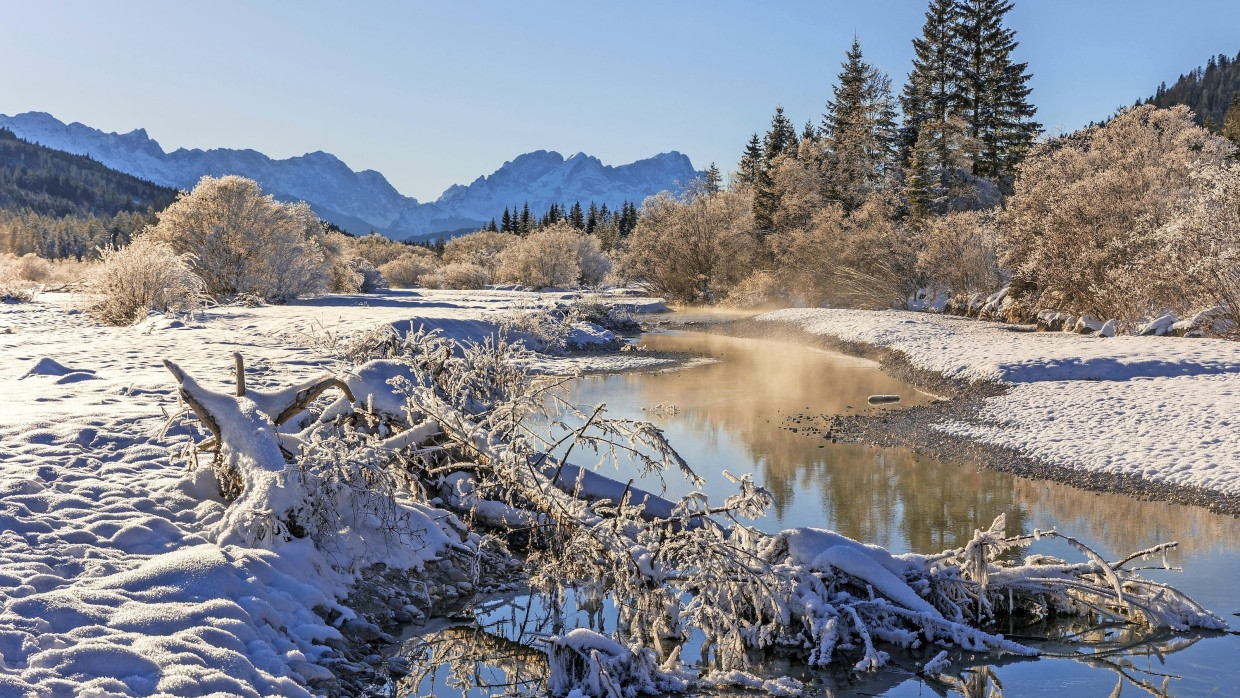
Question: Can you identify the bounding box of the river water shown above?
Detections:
[396,329,1240,696]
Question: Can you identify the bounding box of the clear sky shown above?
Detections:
[2,1,1237,201]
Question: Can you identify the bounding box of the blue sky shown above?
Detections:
[2,1,1237,201]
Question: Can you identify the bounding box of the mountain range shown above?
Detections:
[0,111,699,239]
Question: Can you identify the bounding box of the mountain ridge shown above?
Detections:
[0,111,698,239]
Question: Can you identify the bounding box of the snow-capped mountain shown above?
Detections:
[0,112,699,238]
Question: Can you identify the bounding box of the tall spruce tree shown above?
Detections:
[900,0,962,162]
[955,0,1038,180]
[821,38,899,210]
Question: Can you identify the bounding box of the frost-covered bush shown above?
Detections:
[725,270,786,308]
[378,252,438,288]
[331,256,387,293]
[917,210,1005,300]
[443,230,519,277]
[772,194,918,308]
[1001,105,1234,326]
[620,188,758,302]
[87,235,206,325]
[496,222,610,288]
[147,175,331,301]
[348,233,411,267]
[0,252,91,286]
[422,261,490,290]
[1156,163,1240,333]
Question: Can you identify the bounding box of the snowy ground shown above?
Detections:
[0,288,670,696]
[758,308,1240,497]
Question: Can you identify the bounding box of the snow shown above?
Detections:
[759,308,1240,496]
[0,288,668,696]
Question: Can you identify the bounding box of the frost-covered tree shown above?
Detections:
[442,230,520,277]
[821,39,899,210]
[1001,105,1233,324]
[496,222,610,288]
[620,187,757,302]
[147,175,330,301]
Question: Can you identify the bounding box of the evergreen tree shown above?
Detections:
[586,201,598,234]
[955,0,1039,180]
[801,120,818,143]
[500,206,512,233]
[900,0,962,161]
[736,133,762,186]
[487,218,498,232]
[569,201,584,229]
[704,163,722,194]
[821,38,899,210]
[763,106,799,162]
[1223,93,1240,151]
[520,201,532,235]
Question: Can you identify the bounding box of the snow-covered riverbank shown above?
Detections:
[0,289,670,696]
[756,308,1240,499]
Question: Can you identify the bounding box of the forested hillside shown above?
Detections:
[0,128,177,259]
[1146,51,1240,134]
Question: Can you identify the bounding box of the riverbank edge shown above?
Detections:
[714,317,1240,517]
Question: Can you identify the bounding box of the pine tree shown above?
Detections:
[500,207,512,233]
[954,0,1039,180]
[821,37,899,210]
[488,218,498,232]
[520,201,532,235]
[801,120,818,143]
[736,133,762,186]
[569,201,584,229]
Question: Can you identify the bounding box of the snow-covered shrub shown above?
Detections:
[620,187,758,302]
[377,252,438,288]
[917,210,1005,301]
[87,235,206,325]
[443,230,519,277]
[496,222,610,288]
[1001,105,1234,327]
[147,175,330,301]
[0,281,39,302]
[333,256,387,293]
[422,261,490,290]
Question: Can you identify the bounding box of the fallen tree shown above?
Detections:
[163,328,1227,697]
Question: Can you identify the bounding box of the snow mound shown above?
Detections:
[19,357,95,380]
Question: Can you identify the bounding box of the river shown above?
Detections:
[394,329,1240,696]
